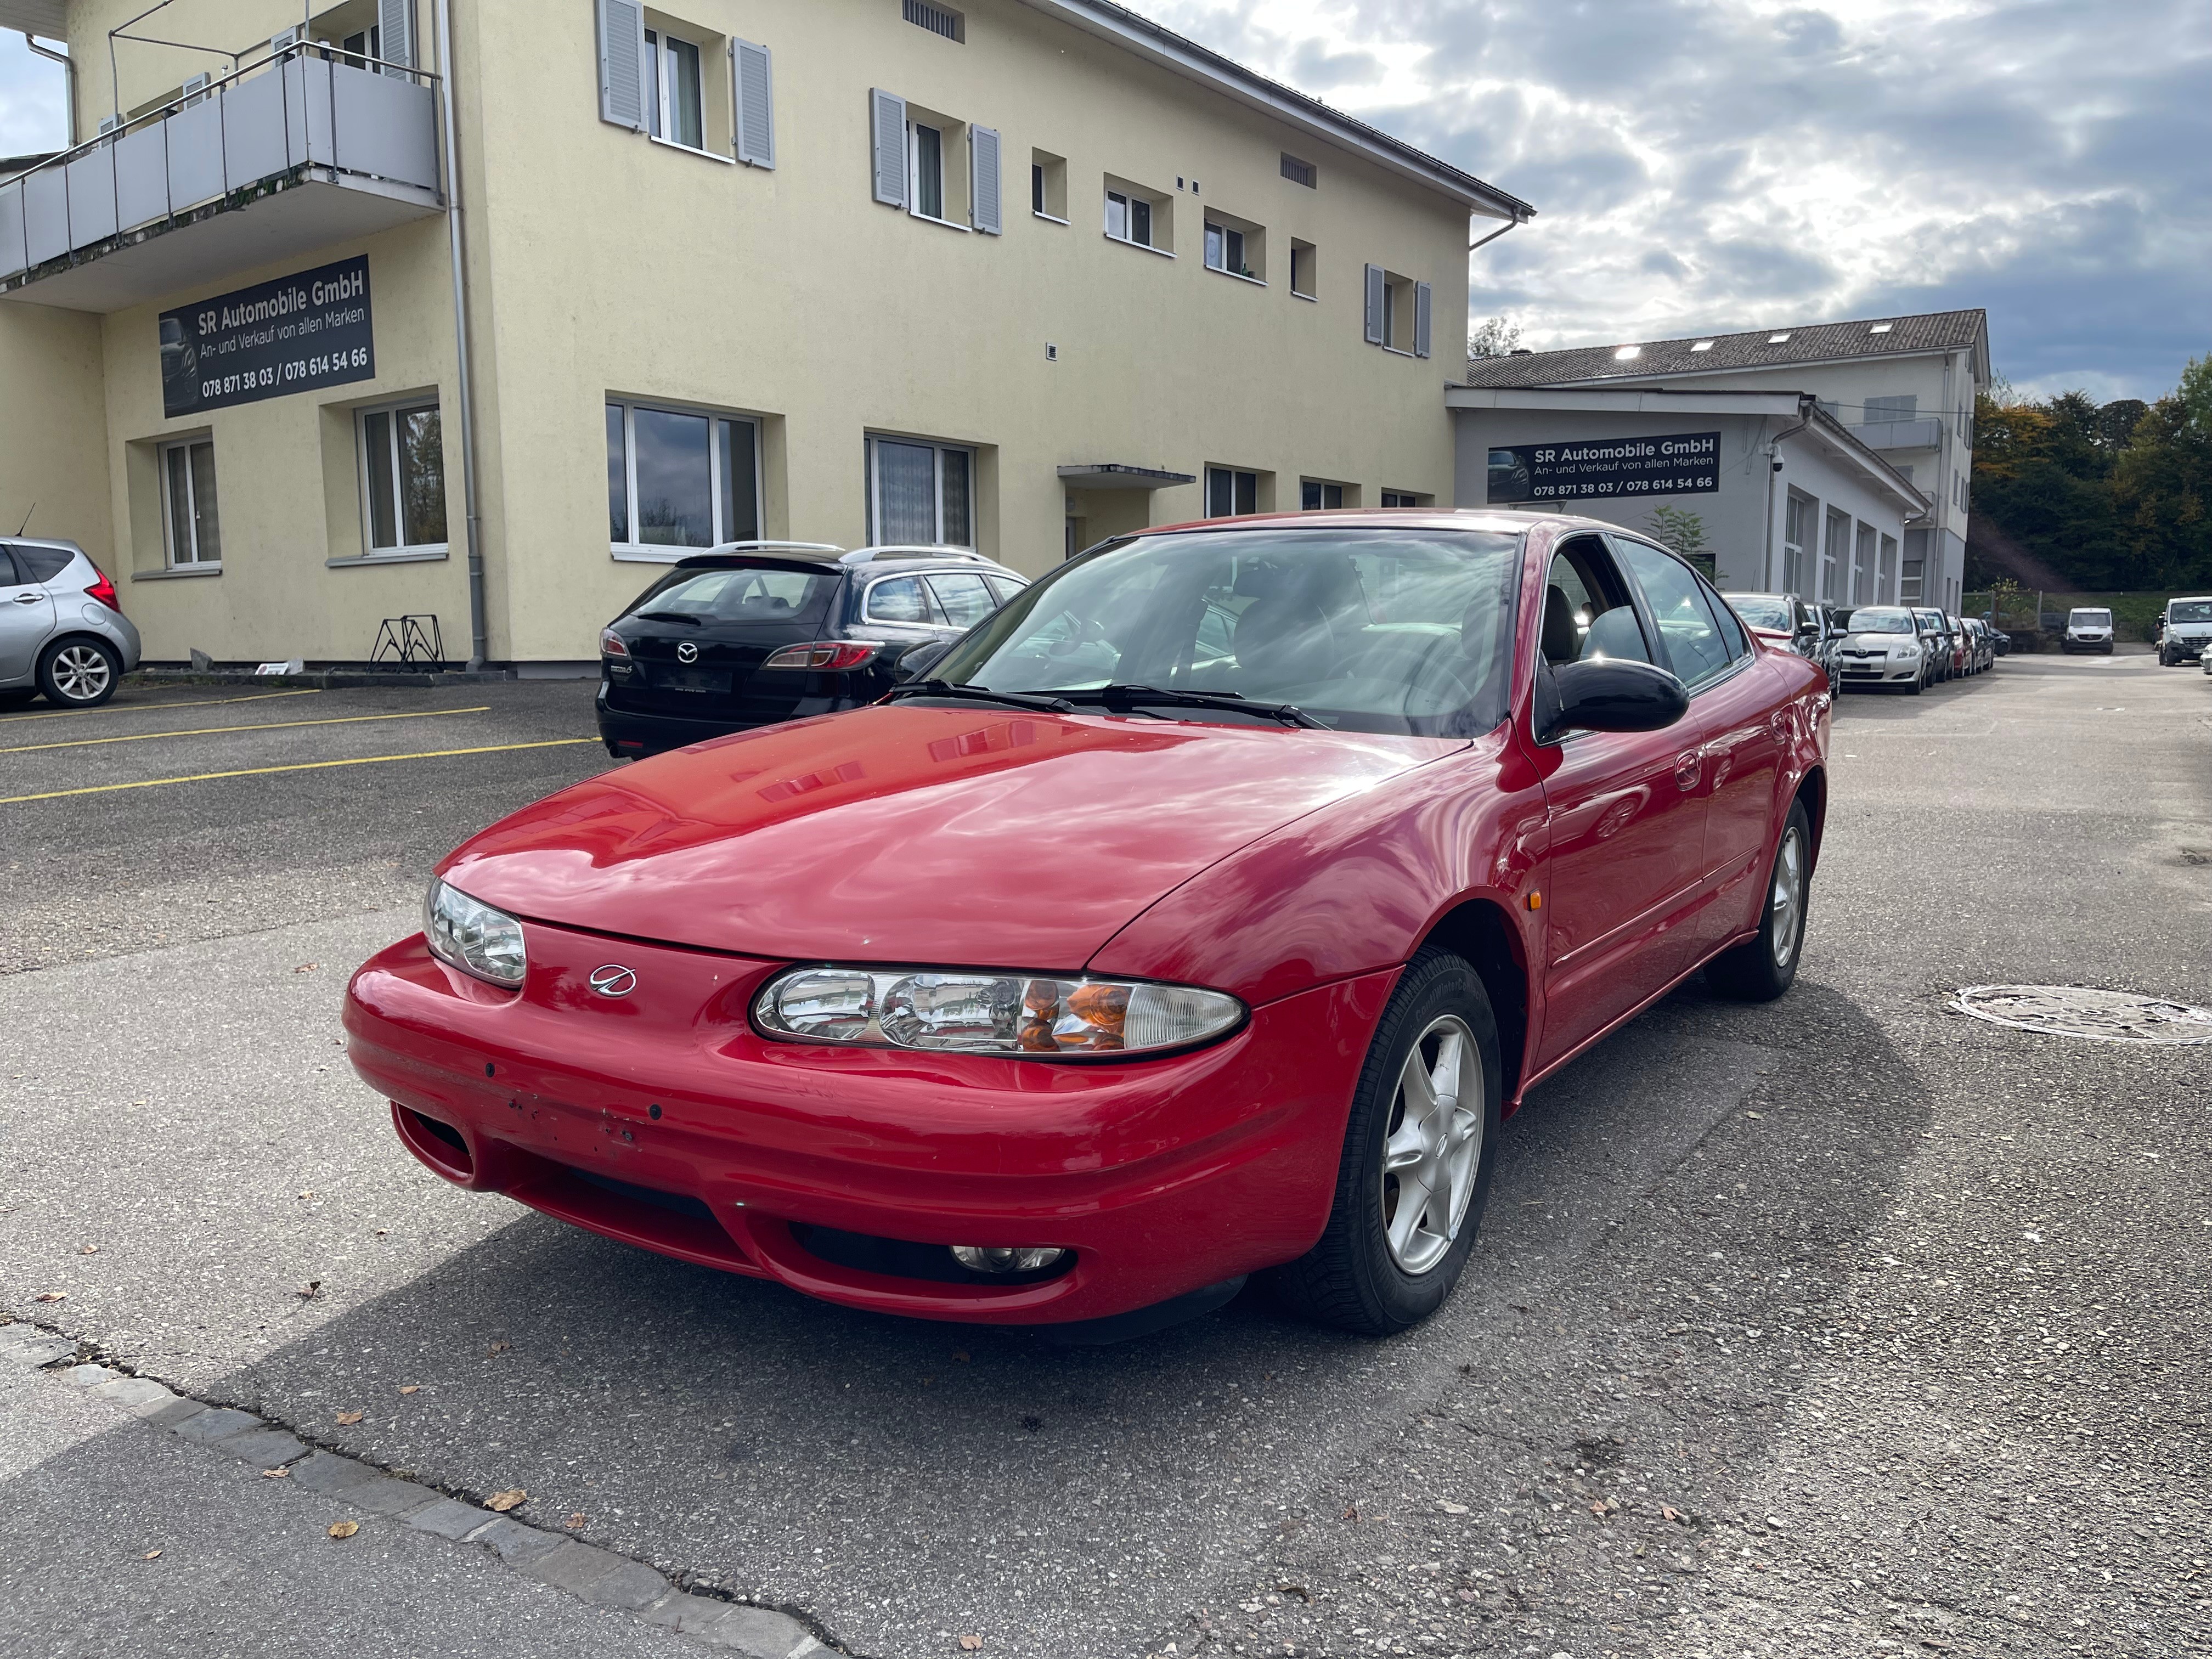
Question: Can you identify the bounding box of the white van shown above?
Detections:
[2062,607,2114,655]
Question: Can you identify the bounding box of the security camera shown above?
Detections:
[1771,458,1785,472]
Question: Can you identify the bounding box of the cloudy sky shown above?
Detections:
[4,0,2204,399]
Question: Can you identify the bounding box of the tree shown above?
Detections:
[1468,315,1521,362]
[1644,505,1713,576]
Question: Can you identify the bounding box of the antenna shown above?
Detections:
[14,503,32,535]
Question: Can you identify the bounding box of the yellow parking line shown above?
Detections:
[0,688,325,725]
[0,738,601,805]
[0,705,491,755]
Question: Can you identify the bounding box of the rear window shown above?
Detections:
[12,545,74,583]
[1725,595,1793,631]
[624,563,839,628]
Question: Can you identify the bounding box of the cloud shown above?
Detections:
[1154,0,2212,400]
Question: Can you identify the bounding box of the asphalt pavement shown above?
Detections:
[2,654,2208,1659]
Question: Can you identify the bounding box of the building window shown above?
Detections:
[160,438,222,567]
[1106,189,1152,248]
[1901,557,1923,602]
[1878,534,1898,602]
[910,119,946,219]
[1300,481,1345,510]
[1821,506,1850,604]
[645,28,704,150]
[606,399,761,557]
[1864,395,1917,424]
[1280,153,1316,188]
[868,435,974,546]
[1363,264,1430,356]
[1203,213,1264,281]
[336,24,380,67]
[1380,490,1430,508]
[1853,522,1877,605]
[357,399,447,554]
[1031,149,1066,220]
[1206,467,1257,517]
[1782,490,1813,597]
[903,0,963,41]
[1289,239,1316,298]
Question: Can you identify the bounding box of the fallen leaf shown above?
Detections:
[952,1350,970,1362]
[488,1341,511,1355]
[1438,1502,1469,1515]
[1340,1504,1359,1521]
[485,1488,527,1513]
[1661,1505,1686,1523]
[261,1468,290,1479]
[35,1292,65,1303]
[327,1521,359,1540]
[297,1190,314,1200]
[78,1244,99,1255]
[565,1512,588,1530]
[294,963,319,973]
[958,1638,983,1652]
[1589,1499,1609,1516]
[335,1410,365,1426]
[296,1282,321,1300]
[398,1385,420,1395]
[374,1228,389,1238]
[143,1549,161,1560]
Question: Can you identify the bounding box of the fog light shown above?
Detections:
[951,1245,1068,1275]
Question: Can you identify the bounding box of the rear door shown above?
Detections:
[0,546,55,682]
[1532,533,1711,1069]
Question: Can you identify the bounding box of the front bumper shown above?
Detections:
[345,922,1391,1325]
[1837,656,1920,684]
[2167,636,2208,662]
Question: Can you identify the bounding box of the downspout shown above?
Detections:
[1467,214,1523,254]
[435,0,490,671]
[21,35,75,145]
[1764,394,1816,594]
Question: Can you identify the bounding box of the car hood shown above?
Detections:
[442,704,1461,969]
[1845,633,1915,649]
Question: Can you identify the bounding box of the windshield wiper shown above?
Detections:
[883,679,1076,714]
[1045,684,1327,729]
[633,610,704,625]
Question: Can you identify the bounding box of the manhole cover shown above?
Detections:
[1953,985,2212,1045]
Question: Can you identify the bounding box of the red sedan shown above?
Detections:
[346,512,1829,1339]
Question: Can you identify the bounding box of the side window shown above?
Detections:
[924,571,996,628]
[1611,538,1732,690]
[14,545,73,583]
[864,575,934,624]
[0,546,20,586]
[1541,535,1651,667]
[1700,575,1750,662]
[982,574,1025,605]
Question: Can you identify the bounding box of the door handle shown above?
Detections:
[1674,752,1701,791]
[12,593,45,604]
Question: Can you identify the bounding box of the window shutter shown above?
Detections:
[871,89,907,206]
[732,38,775,167]
[970,125,1002,234]
[378,0,414,72]
[1363,263,1385,345]
[1414,281,1433,359]
[597,0,646,130]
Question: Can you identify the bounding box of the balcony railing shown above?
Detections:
[0,43,441,302]
[1855,417,1943,452]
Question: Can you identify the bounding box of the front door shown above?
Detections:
[1531,535,1712,1070]
[0,547,55,682]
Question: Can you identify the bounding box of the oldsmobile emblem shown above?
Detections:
[675,641,699,663]
[588,964,639,998]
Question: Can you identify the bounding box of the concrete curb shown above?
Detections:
[1,1323,826,1658]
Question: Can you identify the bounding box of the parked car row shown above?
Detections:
[1721,594,2000,696]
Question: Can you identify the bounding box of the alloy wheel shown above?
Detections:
[1379,1014,1484,1276]
[1769,824,1807,970]
[50,644,112,703]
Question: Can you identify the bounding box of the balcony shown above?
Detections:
[1855,417,1942,452]
[0,46,441,314]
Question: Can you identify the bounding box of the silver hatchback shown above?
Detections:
[2,538,143,707]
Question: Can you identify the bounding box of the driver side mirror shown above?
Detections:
[1533,658,1690,745]
[891,638,953,683]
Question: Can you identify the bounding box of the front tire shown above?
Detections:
[1706,800,1812,1002]
[37,637,121,708]
[1273,951,1503,1336]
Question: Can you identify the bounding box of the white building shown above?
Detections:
[1455,310,1988,610]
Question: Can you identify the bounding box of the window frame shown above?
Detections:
[1609,534,1750,695]
[1205,466,1259,517]
[859,572,944,628]
[605,397,764,563]
[865,434,977,549]
[1288,238,1317,300]
[354,397,448,559]
[644,25,708,154]
[1104,182,1171,256]
[157,437,221,569]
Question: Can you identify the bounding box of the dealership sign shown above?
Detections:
[1487,431,1722,504]
[159,256,375,419]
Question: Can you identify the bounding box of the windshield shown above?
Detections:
[1848,608,1914,634]
[2069,608,2112,624]
[1725,595,1793,630]
[2169,601,2212,623]
[930,527,1525,736]
[624,562,840,628]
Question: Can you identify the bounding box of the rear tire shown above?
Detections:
[1272,950,1503,1336]
[37,637,121,708]
[1706,800,1812,1002]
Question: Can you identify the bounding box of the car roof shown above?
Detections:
[3,536,84,554]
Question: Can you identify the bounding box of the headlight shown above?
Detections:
[753,966,1245,1058]
[424,878,527,986]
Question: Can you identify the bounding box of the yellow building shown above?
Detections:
[0,0,1531,669]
